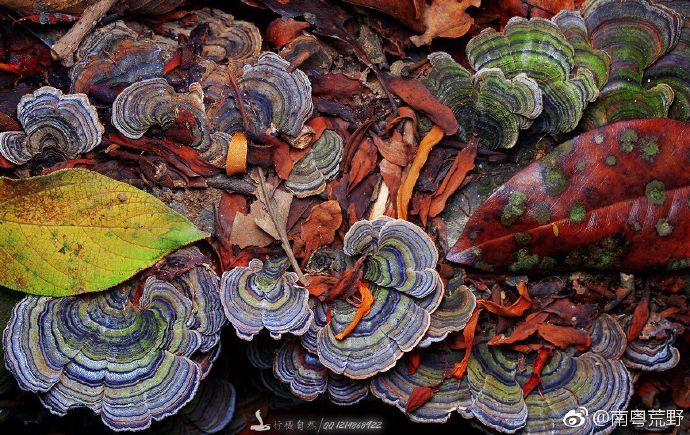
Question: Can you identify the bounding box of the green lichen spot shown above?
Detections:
[509,248,540,272]
[533,204,552,225]
[645,180,666,205]
[640,137,660,162]
[655,218,673,237]
[594,133,605,144]
[619,129,638,152]
[565,236,626,270]
[501,191,527,226]
[539,155,568,196]
[569,202,587,223]
[514,232,531,245]
[605,155,617,166]
[575,162,586,172]
[629,220,642,232]
[667,258,690,271]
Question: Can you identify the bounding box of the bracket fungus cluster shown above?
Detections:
[112,78,209,150]
[580,0,681,127]
[70,21,171,97]
[315,217,444,379]
[2,249,224,431]
[2,0,690,433]
[424,52,542,149]
[220,257,312,340]
[208,52,313,145]
[0,86,103,164]
[466,16,602,135]
[285,129,344,197]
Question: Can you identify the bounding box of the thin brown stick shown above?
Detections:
[50,0,119,66]
[255,167,307,285]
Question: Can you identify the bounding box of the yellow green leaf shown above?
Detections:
[0,169,208,296]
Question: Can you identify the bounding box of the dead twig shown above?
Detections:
[255,167,307,285]
[50,0,119,66]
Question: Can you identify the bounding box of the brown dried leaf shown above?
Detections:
[293,200,343,260]
[409,0,481,46]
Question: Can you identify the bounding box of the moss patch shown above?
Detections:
[594,132,605,144]
[645,180,666,205]
[533,204,552,225]
[605,155,617,166]
[667,257,690,271]
[509,248,540,272]
[569,202,587,223]
[655,218,673,237]
[539,154,568,196]
[640,137,660,162]
[514,232,531,245]
[619,128,638,152]
[501,191,527,226]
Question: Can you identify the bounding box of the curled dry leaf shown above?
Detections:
[293,200,343,261]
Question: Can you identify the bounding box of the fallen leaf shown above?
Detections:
[536,323,591,351]
[449,305,483,380]
[405,385,437,414]
[627,294,650,344]
[293,200,343,261]
[372,131,409,167]
[312,73,365,100]
[478,281,532,317]
[336,281,375,340]
[448,119,690,273]
[0,169,207,296]
[397,125,444,219]
[429,140,477,218]
[488,311,550,345]
[408,352,421,375]
[265,17,310,48]
[409,0,481,47]
[384,76,458,135]
[347,137,378,193]
[229,177,293,249]
[522,347,552,397]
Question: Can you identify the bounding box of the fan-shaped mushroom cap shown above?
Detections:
[285,130,344,197]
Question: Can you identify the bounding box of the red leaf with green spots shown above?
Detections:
[447,119,690,273]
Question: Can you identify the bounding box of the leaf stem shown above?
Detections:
[255,167,307,285]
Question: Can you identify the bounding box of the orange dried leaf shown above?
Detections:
[449,306,483,380]
[408,352,421,375]
[397,125,444,220]
[627,295,650,344]
[336,282,375,340]
[429,141,477,218]
[266,17,309,48]
[488,311,549,346]
[405,386,436,414]
[478,281,532,317]
[409,0,481,46]
[522,348,552,397]
[536,323,591,351]
[294,200,343,261]
[226,131,248,177]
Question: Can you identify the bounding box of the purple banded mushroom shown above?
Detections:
[370,349,471,423]
[220,257,313,340]
[285,129,344,198]
[315,217,444,379]
[70,21,171,97]
[274,340,368,405]
[111,78,210,152]
[208,52,313,147]
[418,275,476,347]
[0,87,103,165]
[2,251,224,431]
